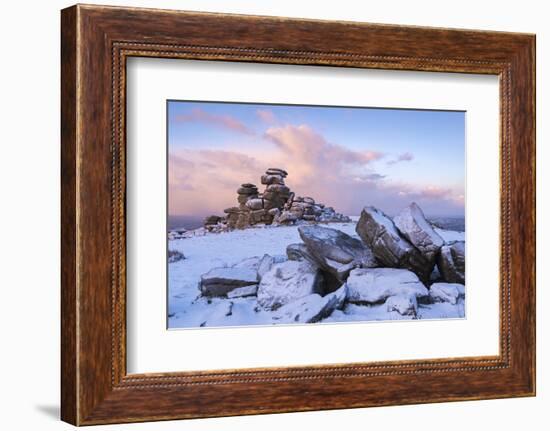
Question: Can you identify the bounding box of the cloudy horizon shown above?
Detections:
[168,101,465,219]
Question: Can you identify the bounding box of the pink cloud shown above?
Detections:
[168,149,264,215]
[419,185,452,199]
[263,124,383,186]
[256,109,277,124]
[175,108,255,135]
[169,123,463,218]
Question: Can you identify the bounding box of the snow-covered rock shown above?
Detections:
[200,267,258,297]
[168,220,465,329]
[273,284,347,323]
[227,284,258,299]
[437,241,465,284]
[298,225,377,282]
[356,206,431,281]
[257,260,324,310]
[232,256,262,270]
[231,254,276,279]
[346,267,428,304]
[168,250,185,263]
[273,210,297,225]
[429,282,465,305]
[393,202,444,262]
[257,254,275,278]
[286,243,316,264]
[385,294,418,316]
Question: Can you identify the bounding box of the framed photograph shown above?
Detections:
[61,4,536,425]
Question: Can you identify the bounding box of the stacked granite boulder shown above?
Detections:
[261,168,291,210]
[206,168,351,230]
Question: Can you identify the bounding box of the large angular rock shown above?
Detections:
[356,206,432,281]
[393,202,444,262]
[257,260,324,310]
[437,241,465,284]
[273,284,347,323]
[298,225,377,282]
[200,267,258,297]
[346,268,428,304]
[429,282,465,305]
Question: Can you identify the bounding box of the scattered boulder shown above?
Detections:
[168,250,185,263]
[317,206,352,223]
[356,206,432,281]
[257,260,324,310]
[200,267,258,297]
[385,294,418,316]
[298,225,377,282]
[393,202,444,262]
[346,268,428,304]
[437,241,465,284]
[273,284,347,323]
[429,282,465,305]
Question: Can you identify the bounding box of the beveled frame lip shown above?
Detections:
[61,3,535,426]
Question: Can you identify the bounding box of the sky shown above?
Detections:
[168,100,465,218]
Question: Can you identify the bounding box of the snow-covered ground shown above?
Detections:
[434,227,465,243]
[168,221,465,329]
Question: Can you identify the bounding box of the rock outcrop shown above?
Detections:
[187,201,466,327]
[298,225,377,282]
[206,168,350,230]
[356,206,432,281]
[437,241,465,284]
